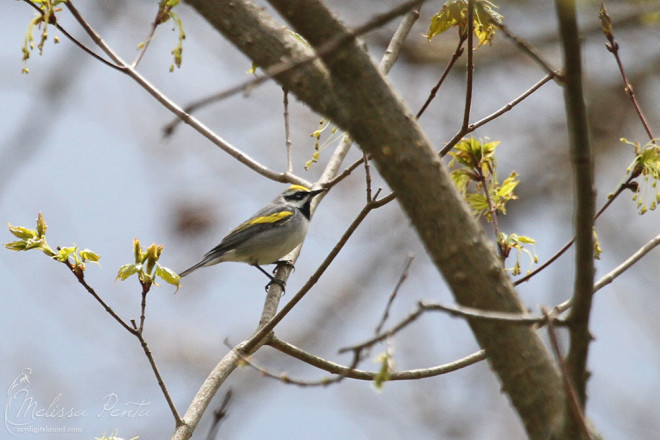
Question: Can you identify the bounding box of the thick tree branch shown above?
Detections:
[555,0,597,427]
[241,2,568,437]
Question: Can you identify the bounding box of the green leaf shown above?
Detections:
[427,1,464,41]
[4,240,29,251]
[55,245,77,262]
[373,353,391,391]
[116,263,142,281]
[156,265,180,288]
[516,235,536,245]
[144,243,163,274]
[133,238,143,263]
[427,1,503,47]
[80,248,101,264]
[7,224,37,240]
[466,193,489,215]
[36,212,47,237]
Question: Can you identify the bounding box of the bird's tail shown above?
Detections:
[178,260,208,278]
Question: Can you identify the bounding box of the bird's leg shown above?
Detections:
[253,264,286,292]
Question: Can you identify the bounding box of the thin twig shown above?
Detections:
[243,338,362,387]
[21,0,124,72]
[136,331,183,426]
[440,72,555,156]
[514,174,634,286]
[283,88,294,173]
[467,73,556,132]
[64,261,134,333]
[497,21,562,81]
[61,1,307,187]
[477,170,502,256]
[62,261,182,426]
[374,255,414,336]
[132,2,170,69]
[599,4,655,142]
[270,337,487,381]
[416,34,466,119]
[339,302,424,354]
[323,155,365,189]
[205,390,233,440]
[138,282,150,333]
[363,152,373,202]
[462,0,475,131]
[420,301,564,325]
[595,232,660,292]
[163,0,426,134]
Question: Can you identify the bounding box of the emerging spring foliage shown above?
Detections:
[5,212,100,271]
[306,119,341,170]
[4,213,179,288]
[497,233,538,276]
[136,0,186,72]
[21,0,65,73]
[621,138,660,214]
[427,0,502,47]
[116,238,180,288]
[20,0,185,73]
[449,138,537,275]
[449,137,517,219]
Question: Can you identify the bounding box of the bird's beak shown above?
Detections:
[310,188,326,197]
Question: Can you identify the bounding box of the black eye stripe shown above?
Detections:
[286,191,307,201]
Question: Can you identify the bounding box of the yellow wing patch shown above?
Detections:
[247,211,293,225]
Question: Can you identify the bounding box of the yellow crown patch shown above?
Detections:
[288,184,310,192]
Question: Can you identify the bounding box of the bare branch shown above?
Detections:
[441,73,555,157]
[167,0,425,135]
[374,255,415,336]
[467,73,556,133]
[64,261,134,333]
[283,88,294,173]
[323,155,365,189]
[599,4,655,142]
[61,1,307,187]
[497,20,562,81]
[595,233,660,292]
[205,390,233,440]
[555,0,597,414]
[21,0,124,72]
[462,0,476,131]
[379,2,421,73]
[515,174,635,286]
[420,302,564,326]
[270,337,487,381]
[135,331,183,427]
[416,35,465,120]
[61,261,182,426]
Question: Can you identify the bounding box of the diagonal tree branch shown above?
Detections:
[259,1,566,438]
